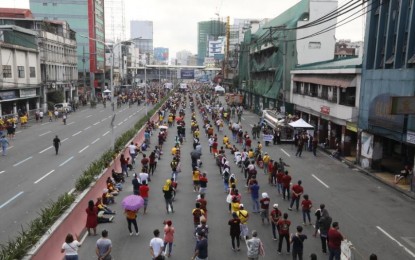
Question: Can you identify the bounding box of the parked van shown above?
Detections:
[54,103,72,113]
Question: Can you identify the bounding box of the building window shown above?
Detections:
[43,2,47,6]
[2,65,12,78]
[17,66,25,78]
[30,67,36,78]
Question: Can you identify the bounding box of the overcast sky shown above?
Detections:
[1,0,364,58]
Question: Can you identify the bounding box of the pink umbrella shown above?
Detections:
[121,195,144,211]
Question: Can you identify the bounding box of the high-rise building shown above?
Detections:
[197,20,226,66]
[176,50,192,66]
[130,20,153,60]
[30,0,106,91]
[104,0,126,42]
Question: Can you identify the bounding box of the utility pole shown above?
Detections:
[83,46,86,99]
[282,30,287,110]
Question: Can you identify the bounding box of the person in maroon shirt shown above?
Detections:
[141,154,149,171]
[197,193,208,218]
[281,171,292,200]
[245,137,252,150]
[301,194,313,225]
[289,180,304,211]
[277,213,291,254]
[259,192,270,224]
[120,154,129,177]
[139,180,149,214]
[328,222,344,260]
[199,173,208,194]
[276,169,284,194]
[149,151,157,175]
[270,204,282,240]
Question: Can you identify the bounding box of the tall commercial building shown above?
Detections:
[30,0,106,91]
[358,0,415,170]
[176,50,192,65]
[104,0,126,42]
[197,20,226,65]
[130,20,153,58]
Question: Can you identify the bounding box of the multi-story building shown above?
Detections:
[237,0,337,113]
[176,50,192,66]
[30,0,105,94]
[197,20,226,66]
[130,20,153,64]
[104,0,126,42]
[358,0,415,171]
[0,25,41,117]
[334,40,363,59]
[0,9,78,111]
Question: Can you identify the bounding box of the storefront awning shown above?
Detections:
[293,74,356,88]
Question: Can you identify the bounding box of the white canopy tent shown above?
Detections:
[288,118,314,129]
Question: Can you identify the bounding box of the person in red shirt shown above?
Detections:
[327,222,344,260]
[277,213,291,254]
[245,137,252,150]
[289,180,304,211]
[259,192,270,224]
[276,169,284,193]
[141,154,149,172]
[199,173,208,194]
[139,180,149,214]
[197,193,208,218]
[269,204,282,240]
[212,139,218,155]
[281,171,292,200]
[301,194,312,225]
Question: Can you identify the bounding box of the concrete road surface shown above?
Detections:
[75,97,415,260]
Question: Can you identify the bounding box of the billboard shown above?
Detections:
[154,47,169,62]
[180,69,195,79]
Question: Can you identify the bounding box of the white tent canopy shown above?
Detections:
[288,118,314,129]
[214,85,225,92]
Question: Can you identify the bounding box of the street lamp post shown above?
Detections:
[144,65,147,115]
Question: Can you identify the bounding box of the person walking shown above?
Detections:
[259,192,270,224]
[132,173,140,195]
[318,204,332,254]
[85,200,98,236]
[149,229,164,260]
[192,202,205,228]
[246,230,265,260]
[139,180,149,214]
[289,180,304,211]
[0,135,9,156]
[192,231,208,260]
[238,204,250,240]
[270,204,282,241]
[61,233,81,260]
[120,154,129,177]
[53,135,61,155]
[249,180,260,213]
[282,171,292,200]
[163,179,175,214]
[291,225,307,260]
[128,142,138,165]
[96,230,112,260]
[125,209,139,236]
[228,212,241,251]
[301,194,313,225]
[163,220,175,257]
[277,213,291,254]
[327,222,344,260]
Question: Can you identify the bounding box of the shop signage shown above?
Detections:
[390,96,415,115]
[0,91,16,100]
[407,131,415,145]
[20,88,37,98]
[346,122,357,132]
[180,69,194,79]
[320,105,330,115]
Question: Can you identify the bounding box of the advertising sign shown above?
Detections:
[20,88,37,98]
[180,69,194,79]
[320,105,330,115]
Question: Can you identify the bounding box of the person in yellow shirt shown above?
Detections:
[248,149,254,159]
[263,152,270,175]
[223,135,229,145]
[194,129,200,138]
[192,167,201,192]
[231,196,240,214]
[171,146,177,156]
[237,204,250,239]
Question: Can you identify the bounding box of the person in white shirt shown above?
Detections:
[139,171,149,184]
[128,142,138,165]
[61,233,81,260]
[150,229,164,260]
[208,136,215,154]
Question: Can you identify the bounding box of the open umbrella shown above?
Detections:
[121,195,144,211]
[103,89,111,93]
[159,125,168,129]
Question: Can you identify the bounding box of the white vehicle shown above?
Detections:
[54,103,72,113]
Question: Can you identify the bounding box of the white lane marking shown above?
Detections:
[84,126,91,130]
[91,138,100,144]
[128,115,132,118]
[101,118,108,122]
[93,121,100,125]
[61,138,68,143]
[67,122,75,125]
[16,131,22,134]
[281,149,291,157]
[13,156,33,167]
[41,122,49,126]
[249,124,254,127]
[72,131,82,136]
[68,188,75,195]
[34,170,55,184]
[79,145,89,153]
[7,146,13,150]
[312,174,330,188]
[59,156,74,167]
[103,131,110,137]
[0,191,24,209]
[39,131,51,137]
[99,109,104,112]
[376,226,415,258]
[39,146,52,154]
[114,126,118,129]
[86,115,93,118]
[117,122,123,126]
[241,117,245,120]
[80,231,89,244]
[123,119,128,123]
[0,171,4,175]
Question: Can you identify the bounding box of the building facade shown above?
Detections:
[130,20,153,62]
[0,26,41,117]
[104,0,126,42]
[30,0,105,94]
[358,0,415,171]
[237,0,338,113]
[176,50,192,66]
[197,20,226,66]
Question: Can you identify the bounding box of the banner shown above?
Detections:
[180,69,194,79]
[263,134,273,142]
